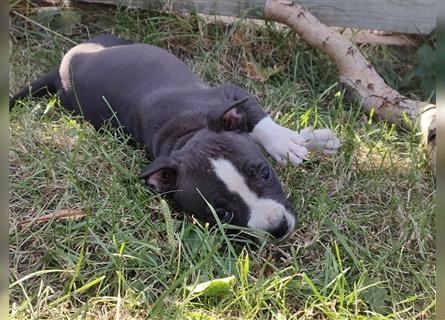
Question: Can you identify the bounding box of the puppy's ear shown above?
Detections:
[208,97,249,133]
[138,156,178,193]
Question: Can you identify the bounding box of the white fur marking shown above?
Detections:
[210,158,295,234]
[250,117,341,165]
[249,117,308,167]
[299,127,341,154]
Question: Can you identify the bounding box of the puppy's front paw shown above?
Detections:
[299,127,341,155]
[266,127,308,166]
[250,117,308,167]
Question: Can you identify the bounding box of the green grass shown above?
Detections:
[9,4,435,319]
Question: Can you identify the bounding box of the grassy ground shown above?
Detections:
[9,4,435,319]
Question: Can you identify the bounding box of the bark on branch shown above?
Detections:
[264,0,436,172]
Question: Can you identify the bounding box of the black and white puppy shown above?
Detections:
[10,35,340,239]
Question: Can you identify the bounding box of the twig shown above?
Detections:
[264,0,436,172]
[12,10,78,45]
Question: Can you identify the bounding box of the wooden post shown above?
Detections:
[74,0,435,34]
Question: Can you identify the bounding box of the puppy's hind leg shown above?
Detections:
[9,69,59,110]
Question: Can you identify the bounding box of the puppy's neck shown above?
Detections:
[150,111,207,157]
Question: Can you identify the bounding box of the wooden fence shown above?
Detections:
[75,0,435,34]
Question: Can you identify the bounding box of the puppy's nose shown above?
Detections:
[269,217,289,239]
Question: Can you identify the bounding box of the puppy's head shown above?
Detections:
[139,102,296,240]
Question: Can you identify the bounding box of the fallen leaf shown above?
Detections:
[362,280,391,315]
[185,275,235,297]
[243,61,267,81]
[233,30,244,45]
[31,9,81,32]
[185,311,216,320]
[20,210,87,225]
[243,61,285,82]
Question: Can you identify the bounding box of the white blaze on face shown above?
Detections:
[210,158,295,235]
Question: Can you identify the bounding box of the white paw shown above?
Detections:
[264,127,308,166]
[250,117,308,167]
[299,127,341,155]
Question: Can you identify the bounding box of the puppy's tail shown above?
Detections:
[9,69,59,110]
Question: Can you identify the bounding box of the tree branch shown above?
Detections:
[264,0,436,172]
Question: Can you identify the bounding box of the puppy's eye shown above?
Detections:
[260,165,270,180]
[215,208,233,223]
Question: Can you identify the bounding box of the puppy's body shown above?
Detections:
[10,35,340,238]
